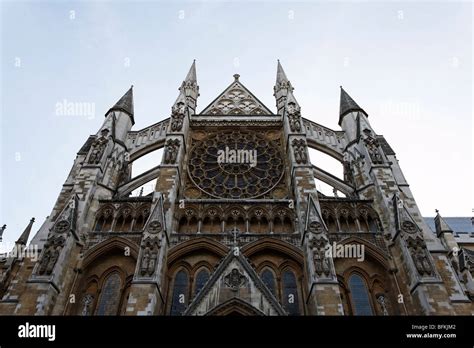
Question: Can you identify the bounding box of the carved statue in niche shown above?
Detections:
[291,139,307,164]
[148,249,158,275]
[171,102,186,132]
[363,132,384,164]
[413,247,433,276]
[376,294,389,316]
[309,229,332,277]
[313,247,331,276]
[38,236,65,276]
[88,129,109,165]
[140,246,150,276]
[117,161,131,185]
[343,153,355,186]
[287,102,301,132]
[139,238,161,277]
[164,139,180,164]
[38,249,51,275]
[80,294,94,316]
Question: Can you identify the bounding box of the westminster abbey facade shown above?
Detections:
[1,61,473,316]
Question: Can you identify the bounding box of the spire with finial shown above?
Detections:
[178,60,199,109]
[275,59,292,90]
[16,218,35,245]
[274,60,296,114]
[0,224,6,242]
[107,85,135,125]
[339,86,367,125]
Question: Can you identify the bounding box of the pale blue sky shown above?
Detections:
[0,0,472,249]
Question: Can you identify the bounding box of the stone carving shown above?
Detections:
[309,221,324,234]
[171,102,186,132]
[54,220,70,233]
[202,79,271,116]
[224,268,247,291]
[88,129,109,165]
[343,153,355,186]
[376,294,389,316]
[401,221,417,234]
[139,238,161,277]
[37,236,65,276]
[407,238,433,276]
[291,139,307,164]
[164,139,180,164]
[147,220,162,234]
[80,294,94,316]
[118,161,130,185]
[413,247,433,276]
[363,134,384,164]
[310,236,331,277]
[287,102,301,132]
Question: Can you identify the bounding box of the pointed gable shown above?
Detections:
[200,74,273,116]
[185,249,286,316]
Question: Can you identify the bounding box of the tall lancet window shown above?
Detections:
[348,274,373,315]
[194,269,210,296]
[96,272,122,315]
[282,270,300,315]
[170,270,189,315]
[261,269,276,295]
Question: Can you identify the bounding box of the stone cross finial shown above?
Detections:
[229,227,240,246]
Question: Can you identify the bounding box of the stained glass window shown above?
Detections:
[194,269,210,296]
[170,270,188,315]
[95,273,122,315]
[349,274,373,315]
[282,270,300,315]
[261,269,276,295]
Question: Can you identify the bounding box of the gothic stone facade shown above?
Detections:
[1,61,473,316]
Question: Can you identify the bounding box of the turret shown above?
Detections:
[102,86,134,142]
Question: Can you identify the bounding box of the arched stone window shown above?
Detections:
[194,268,210,296]
[282,270,300,315]
[115,207,133,232]
[94,207,114,232]
[134,208,149,231]
[273,212,293,233]
[95,272,122,315]
[348,274,373,315]
[94,216,105,232]
[261,268,276,295]
[170,270,189,315]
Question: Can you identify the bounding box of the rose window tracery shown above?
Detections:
[188,130,284,199]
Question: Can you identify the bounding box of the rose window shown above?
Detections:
[188,130,284,199]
